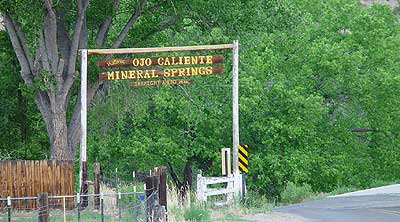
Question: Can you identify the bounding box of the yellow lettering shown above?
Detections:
[129,70,136,79]
[157,57,164,65]
[136,70,143,78]
[151,70,158,78]
[191,56,198,65]
[199,67,207,75]
[164,58,171,66]
[170,68,178,77]
[171,57,177,65]
[185,68,191,76]
[178,68,185,77]
[206,55,213,64]
[121,71,128,79]
[199,56,206,64]
[184,56,190,65]
[145,58,152,66]
[206,66,213,74]
[191,67,198,76]
[132,59,139,66]
[144,70,151,79]
[164,69,171,77]
[115,71,120,80]
[107,71,114,80]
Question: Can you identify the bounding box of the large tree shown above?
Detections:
[0,0,179,160]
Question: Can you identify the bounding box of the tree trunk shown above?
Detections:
[48,101,71,160]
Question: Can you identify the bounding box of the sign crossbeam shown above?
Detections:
[85,44,234,55]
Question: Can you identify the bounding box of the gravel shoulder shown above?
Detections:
[242,212,305,222]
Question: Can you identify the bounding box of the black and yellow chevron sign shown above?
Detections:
[238,144,249,174]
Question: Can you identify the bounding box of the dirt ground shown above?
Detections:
[242,212,305,222]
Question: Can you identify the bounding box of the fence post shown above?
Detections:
[101,193,104,222]
[63,197,66,222]
[227,175,234,203]
[145,177,153,222]
[94,161,101,210]
[77,193,81,222]
[158,166,167,221]
[145,175,160,222]
[118,192,122,219]
[234,173,243,199]
[196,174,206,202]
[7,196,11,222]
[152,176,160,222]
[38,192,49,222]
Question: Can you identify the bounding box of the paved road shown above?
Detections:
[273,185,400,222]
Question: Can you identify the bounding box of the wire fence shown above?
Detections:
[0,191,154,222]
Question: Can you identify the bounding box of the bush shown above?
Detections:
[280,182,314,205]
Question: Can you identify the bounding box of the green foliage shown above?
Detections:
[241,191,272,214]
[183,203,210,222]
[280,182,314,205]
[2,0,400,202]
[0,31,49,160]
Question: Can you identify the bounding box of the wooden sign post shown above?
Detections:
[78,42,240,196]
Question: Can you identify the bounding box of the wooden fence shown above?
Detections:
[196,173,242,203]
[0,160,74,209]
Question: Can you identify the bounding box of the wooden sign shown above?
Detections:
[98,55,224,68]
[238,144,248,174]
[98,66,224,81]
[221,148,231,176]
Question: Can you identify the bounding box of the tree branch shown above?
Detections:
[134,16,178,47]
[39,32,51,72]
[96,0,121,47]
[56,59,65,91]
[3,13,34,85]
[351,128,376,133]
[167,161,182,188]
[63,0,89,101]
[111,0,148,49]
[43,0,56,17]
[43,7,59,76]
[56,1,72,80]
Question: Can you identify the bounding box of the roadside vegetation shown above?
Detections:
[168,187,272,222]
[1,0,400,208]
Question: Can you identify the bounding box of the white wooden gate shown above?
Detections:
[196,173,242,203]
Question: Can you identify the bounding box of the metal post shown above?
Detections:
[79,49,88,193]
[242,173,246,200]
[7,196,11,222]
[232,40,240,174]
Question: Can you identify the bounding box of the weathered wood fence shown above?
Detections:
[0,160,74,209]
[145,166,168,222]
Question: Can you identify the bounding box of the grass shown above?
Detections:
[167,186,271,222]
[280,182,315,205]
